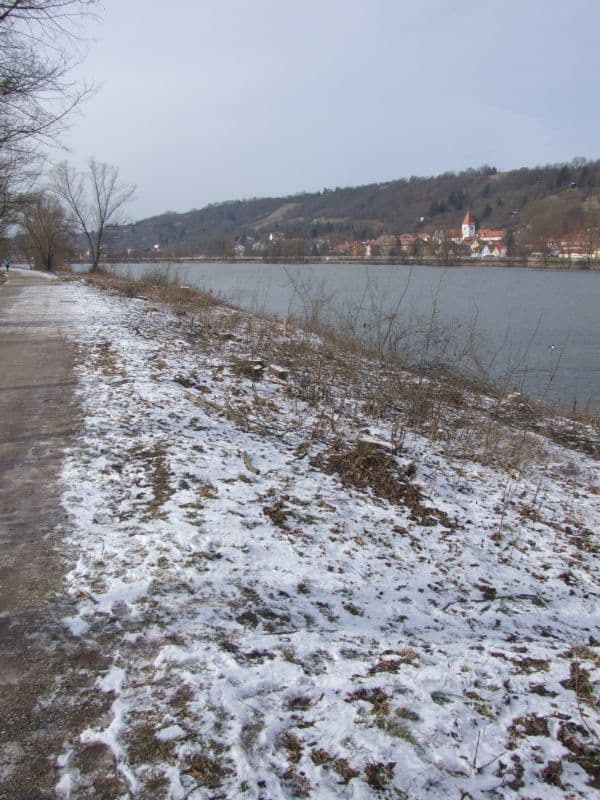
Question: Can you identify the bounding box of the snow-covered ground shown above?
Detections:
[55,277,599,799]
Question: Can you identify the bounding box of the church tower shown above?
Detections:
[461,210,475,240]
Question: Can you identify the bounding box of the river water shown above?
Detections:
[91,261,599,412]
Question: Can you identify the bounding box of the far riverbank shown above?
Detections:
[93,255,600,270]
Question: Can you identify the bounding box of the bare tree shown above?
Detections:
[0,1,91,23]
[0,1,96,156]
[19,190,71,269]
[52,159,135,271]
[0,1,97,232]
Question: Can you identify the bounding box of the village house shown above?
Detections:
[330,240,365,257]
[399,234,430,253]
[429,212,507,258]
[359,211,510,261]
[546,234,596,261]
[432,227,461,244]
[397,234,417,250]
[460,211,507,257]
[477,228,505,243]
[365,235,395,257]
[364,234,430,258]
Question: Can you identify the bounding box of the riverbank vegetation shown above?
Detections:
[70,267,599,463]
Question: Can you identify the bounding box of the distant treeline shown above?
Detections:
[100,159,600,258]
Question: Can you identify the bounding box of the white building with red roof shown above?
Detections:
[477,228,505,243]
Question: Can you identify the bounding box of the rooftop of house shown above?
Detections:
[477,228,505,238]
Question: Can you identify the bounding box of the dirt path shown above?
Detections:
[0,271,111,799]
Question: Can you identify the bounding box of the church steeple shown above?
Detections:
[461,210,475,240]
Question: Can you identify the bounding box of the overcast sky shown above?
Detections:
[62,0,600,221]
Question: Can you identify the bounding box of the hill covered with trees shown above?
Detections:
[102,159,600,258]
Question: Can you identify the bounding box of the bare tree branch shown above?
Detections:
[0,0,98,229]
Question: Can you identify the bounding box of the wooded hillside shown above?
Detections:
[102,159,600,257]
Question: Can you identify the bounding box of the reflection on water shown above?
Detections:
[79,261,599,411]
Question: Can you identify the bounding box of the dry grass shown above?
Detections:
[93,339,124,378]
[72,266,221,317]
[185,751,234,790]
[312,441,455,527]
[129,442,172,518]
[313,441,416,501]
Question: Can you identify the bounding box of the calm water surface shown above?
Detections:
[97,261,599,412]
